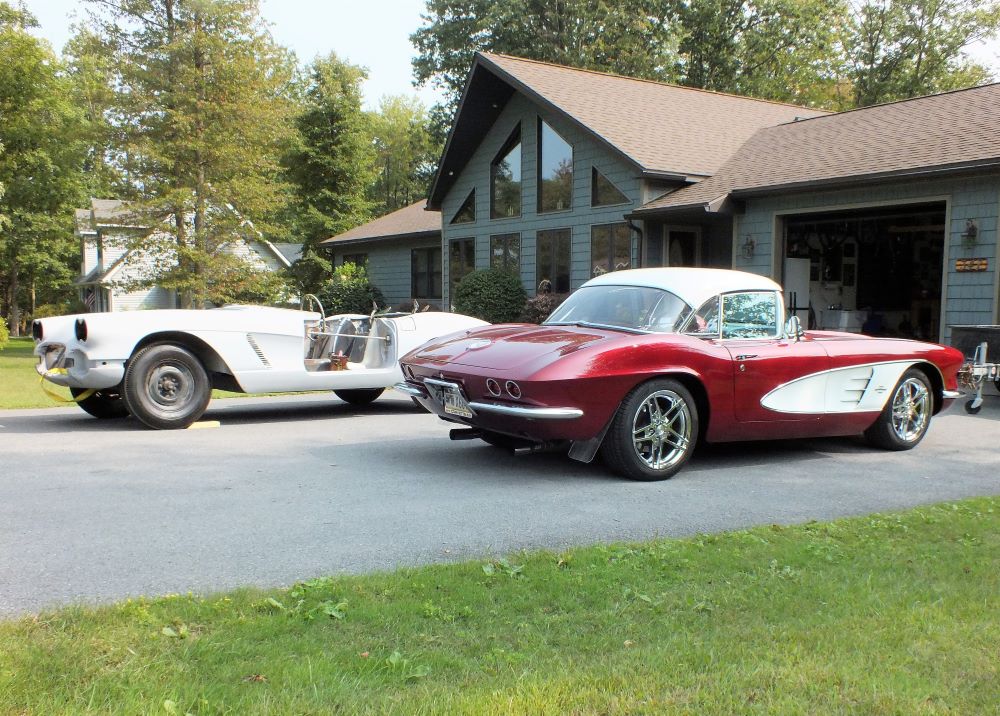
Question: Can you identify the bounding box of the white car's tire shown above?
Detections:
[334,388,384,406]
[123,343,211,430]
[71,387,130,419]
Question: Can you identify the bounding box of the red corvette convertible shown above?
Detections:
[398,268,965,481]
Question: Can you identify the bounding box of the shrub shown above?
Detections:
[520,293,567,324]
[0,316,8,351]
[316,262,386,315]
[453,269,527,323]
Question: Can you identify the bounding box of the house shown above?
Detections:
[325,53,1000,342]
[321,199,442,308]
[74,198,300,312]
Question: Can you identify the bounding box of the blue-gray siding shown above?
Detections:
[733,177,1000,341]
[331,235,441,309]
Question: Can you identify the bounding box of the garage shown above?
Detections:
[782,202,946,340]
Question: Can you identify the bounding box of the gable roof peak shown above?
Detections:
[479,52,827,112]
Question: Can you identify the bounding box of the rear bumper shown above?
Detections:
[394,382,583,420]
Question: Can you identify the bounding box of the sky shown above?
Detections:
[20,0,1000,111]
[21,0,447,110]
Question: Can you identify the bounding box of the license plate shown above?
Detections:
[427,379,473,418]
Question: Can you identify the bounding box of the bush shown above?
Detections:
[453,269,527,323]
[520,293,567,324]
[0,316,8,351]
[316,262,386,315]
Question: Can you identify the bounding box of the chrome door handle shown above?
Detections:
[735,354,758,360]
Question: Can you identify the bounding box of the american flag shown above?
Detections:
[84,289,96,312]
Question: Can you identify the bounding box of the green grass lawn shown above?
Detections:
[0,337,50,409]
[1,497,997,715]
[0,337,310,410]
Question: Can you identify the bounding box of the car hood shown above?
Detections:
[406,323,622,370]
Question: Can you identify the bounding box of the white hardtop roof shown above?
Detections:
[583,268,782,308]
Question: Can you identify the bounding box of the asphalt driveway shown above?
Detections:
[1,389,998,617]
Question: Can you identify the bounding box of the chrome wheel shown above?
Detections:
[631,389,692,471]
[145,362,196,414]
[890,377,930,443]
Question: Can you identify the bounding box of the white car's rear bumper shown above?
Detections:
[35,342,125,390]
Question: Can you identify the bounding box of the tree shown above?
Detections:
[411,0,679,137]
[63,27,128,199]
[0,3,86,335]
[83,0,297,308]
[674,0,848,107]
[844,0,1000,107]
[283,52,374,295]
[367,95,439,215]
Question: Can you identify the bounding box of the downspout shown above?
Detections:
[627,219,644,268]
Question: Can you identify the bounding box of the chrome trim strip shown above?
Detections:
[394,382,427,398]
[942,390,962,399]
[423,377,461,390]
[468,402,583,419]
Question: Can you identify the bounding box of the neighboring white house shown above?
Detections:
[74,198,300,312]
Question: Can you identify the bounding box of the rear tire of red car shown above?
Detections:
[123,343,211,430]
[334,388,384,406]
[601,378,698,481]
[863,368,933,450]
[72,387,130,419]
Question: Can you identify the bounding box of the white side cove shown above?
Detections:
[761,360,920,414]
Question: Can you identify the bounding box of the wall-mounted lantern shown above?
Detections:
[742,235,756,259]
[962,219,978,246]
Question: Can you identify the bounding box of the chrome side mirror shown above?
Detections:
[785,315,804,341]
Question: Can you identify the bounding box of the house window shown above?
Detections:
[590,223,631,276]
[451,190,476,224]
[411,246,442,299]
[490,233,520,272]
[491,126,521,219]
[538,120,573,213]
[536,228,571,294]
[449,237,475,298]
[591,167,629,207]
[342,253,367,266]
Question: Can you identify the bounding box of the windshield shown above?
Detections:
[544,285,691,333]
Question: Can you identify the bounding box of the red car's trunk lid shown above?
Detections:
[410,324,612,370]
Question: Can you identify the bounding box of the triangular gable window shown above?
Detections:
[591,167,629,207]
[451,190,476,224]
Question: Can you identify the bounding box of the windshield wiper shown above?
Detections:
[546,321,649,335]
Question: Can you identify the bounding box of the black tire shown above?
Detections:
[600,378,698,481]
[334,387,385,406]
[480,430,528,450]
[863,368,933,450]
[122,343,211,430]
[71,387,129,419]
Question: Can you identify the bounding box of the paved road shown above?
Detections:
[2,389,999,616]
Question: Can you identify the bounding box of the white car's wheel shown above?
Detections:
[334,388,384,406]
[71,387,129,419]
[123,343,211,430]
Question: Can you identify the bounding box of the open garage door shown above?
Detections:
[782,202,945,341]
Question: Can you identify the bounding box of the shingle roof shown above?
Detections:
[428,53,829,207]
[637,83,1000,215]
[321,201,441,245]
[482,53,829,178]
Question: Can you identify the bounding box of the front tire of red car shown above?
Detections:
[601,378,698,481]
[863,368,933,450]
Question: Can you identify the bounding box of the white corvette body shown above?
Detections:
[33,306,487,426]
